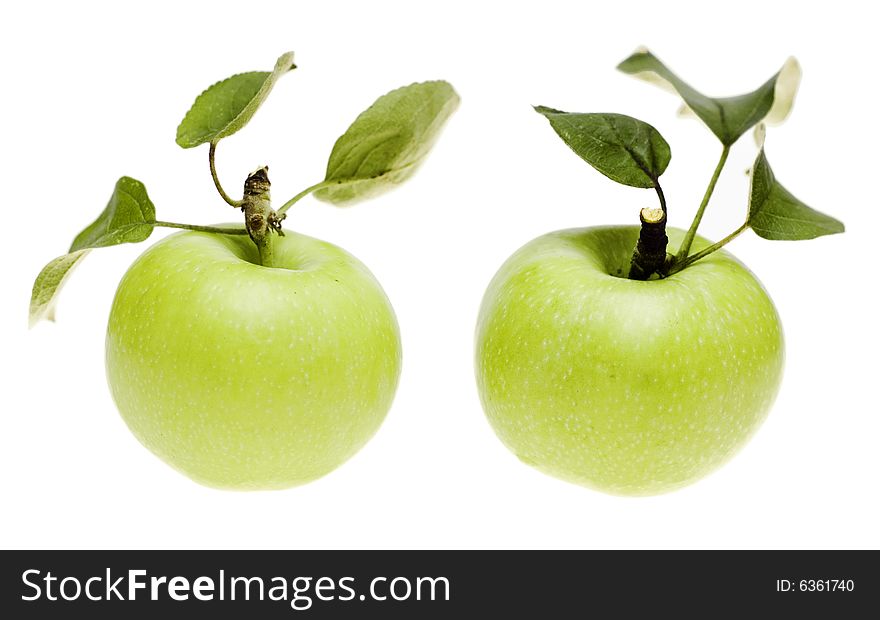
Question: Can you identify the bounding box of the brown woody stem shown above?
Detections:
[241,166,284,267]
[629,207,668,280]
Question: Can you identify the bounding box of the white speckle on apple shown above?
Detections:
[475,226,784,496]
[106,230,401,490]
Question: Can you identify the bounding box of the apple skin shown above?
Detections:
[475,226,784,496]
[106,229,401,490]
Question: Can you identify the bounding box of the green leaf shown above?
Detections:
[176,52,296,148]
[69,177,156,251]
[29,250,89,327]
[747,148,844,240]
[534,108,670,188]
[617,49,801,146]
[314,80,459,205]
[31,177,158,327]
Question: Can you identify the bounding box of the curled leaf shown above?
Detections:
[747,147,844,240]
[534,108,670,189]
[30,177,158,327]
[29,250,89,327]
[617,49,801,146]
[70,177,156,251]
[762,57,801,125]
[176,52,296,148]
[314,80,459,205]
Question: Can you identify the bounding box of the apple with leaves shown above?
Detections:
[30,53,459,489]
[475,50,844,495]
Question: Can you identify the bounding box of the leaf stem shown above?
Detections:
[277,180,333,215]
[667,222,748,275]
[209,141,242,208]
[676,144,730,261]
[153,221,248,235]
[654,183,667,213]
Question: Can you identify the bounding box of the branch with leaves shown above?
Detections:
[535,48,843,280]
[30,52,459,326]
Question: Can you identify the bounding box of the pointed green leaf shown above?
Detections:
[69,177,156,251]
[534,108,670,188]
[31,177,158,326]
[314,80,459,205]
[176,52,296,148]
[747,148,844,240]
[617,49,800,146]
[29,250,89,327]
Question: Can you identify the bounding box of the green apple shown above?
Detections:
[106,228,401,489]
[475,226,784,496]
[28,57,458,489]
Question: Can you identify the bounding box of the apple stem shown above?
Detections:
[629,207,668,280]
[241,167,285,267]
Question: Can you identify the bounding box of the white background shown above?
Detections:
[1,0,877,550]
